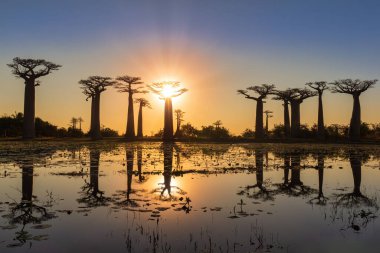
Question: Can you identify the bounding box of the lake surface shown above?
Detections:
[0,141,379,253]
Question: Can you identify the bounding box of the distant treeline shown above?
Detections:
[0,113,118,138]
[154,122,380,140]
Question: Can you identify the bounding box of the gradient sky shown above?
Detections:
[1,0,380,135]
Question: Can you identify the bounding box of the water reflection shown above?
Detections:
[77,148,110,207]
[3,157,55,248]
[0,143,380,252]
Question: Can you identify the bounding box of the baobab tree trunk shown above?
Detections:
[91,93,101,140]
[349,95,361,140]
[90,96,95,136]
[23,81,36,139]
[284,101,291,138]
[317,94,325,140]
[290,101,301,138]
[137,102,143,138]
[255,99,264,139]
[163,98,174,142]
[126,92,135,139]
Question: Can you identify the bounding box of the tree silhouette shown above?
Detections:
[272,89,293,137]
[288,88,317,138]
[115,76,147,139]
[308,152,328,205]
[213,120,222,129]
[70,117,77,129]
[174,109,185,138]
[148,81,187,141]
[306,81,329,140]
[237,84,276,139]
[79,76,116,140]
[7,57,61,139]
[77,117,84,131]
[134,98,151,139]
[330,79,377,140]
[263,110,273,133]
[77,148,110,207]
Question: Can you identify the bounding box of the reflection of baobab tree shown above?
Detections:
[136,145,147,183]
[77,149,110,207]
[330,150,378,232]
[275,151,315,197]
[308,152,328,206]
[334,151,376,207]
[241,148,275,201]
[5,160,55,247]
[148,81,188,141]
[152,144,186,201]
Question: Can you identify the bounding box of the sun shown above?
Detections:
[161,84,176,98]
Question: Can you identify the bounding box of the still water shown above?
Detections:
[0,141,379,253]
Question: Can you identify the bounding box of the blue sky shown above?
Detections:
[0,0,379,134]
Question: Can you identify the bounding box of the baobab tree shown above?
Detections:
[213,120,222,129]
[288,88,317,138]
[237,84,276,139]
[7,57,61,139]
[174,109,185,138]
[263,110,273,133]
[272,89,293,137]
[306,81,329,140]
[330,79,377,140]
[79,76,116,140]
[134,98,151,138]
[115,76,147,139]
[148,81,187,141]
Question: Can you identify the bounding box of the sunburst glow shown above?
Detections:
[161,84,177,98]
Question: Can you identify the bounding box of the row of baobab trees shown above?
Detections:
[238,79,377,140]
[7,57,187,140]
[6,57,378,141]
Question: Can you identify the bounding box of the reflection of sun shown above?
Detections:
[161,84,176,98]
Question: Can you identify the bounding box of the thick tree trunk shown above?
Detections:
[90,149,100,194]
[265,115,269,133]
[163,98,174,142]
[91,93,101,140]
[21,164,34,201]
[255,99,264,139]
[90,96,95,135]
[290,101,301,138]
[284,101,291,137]
[349,153,362,195]
[317,94,325,140]
[23,81,36,139]
[126,92,135,139]
[137,103,143,138]
[349,95,361,140]
[284,154,290,184]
